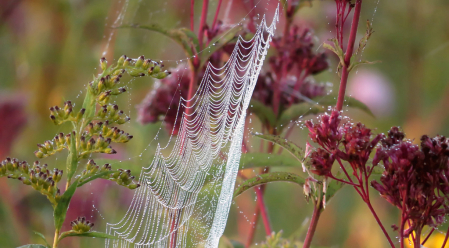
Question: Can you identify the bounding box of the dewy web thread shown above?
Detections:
[106,5,279,248]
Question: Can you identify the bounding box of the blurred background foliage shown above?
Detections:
[1,0,449,247]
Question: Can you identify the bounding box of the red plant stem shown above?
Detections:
[414,228,421,248]
[366,201,396,248]
[211,0,222,32]
[441,225,449,248]
[255,187,272,235]
[190,0,195,31]
[246,205,260,248]
[421,228,434,245]
[198,0,209,51]
[328,174,359,187]
[302,200,323,248]
[336,0,362,111]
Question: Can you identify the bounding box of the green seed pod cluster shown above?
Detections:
[79,134,116,158]
[85,121,133,143]
[109,168,141,189]
[34,132,73,158]
[71,216,94,233]
[49,101,85,125]
[97,104,130,124]
[0,158,62,205]
[0,157,30,179]
[79,159,139,190]
[89,55,170,106]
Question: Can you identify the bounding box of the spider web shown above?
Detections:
[106,5,279,248]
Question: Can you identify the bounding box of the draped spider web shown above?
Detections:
[106,5,279,248]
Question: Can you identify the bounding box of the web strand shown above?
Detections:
[106,5,279,248]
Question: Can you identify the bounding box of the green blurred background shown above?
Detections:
[1,0,449,247]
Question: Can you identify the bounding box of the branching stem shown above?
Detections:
[336,0,362,111]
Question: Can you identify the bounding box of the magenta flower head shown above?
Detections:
[310,148,335,176]
[372,127,449,236]
[342,122,383,165]
[305,110,343,151]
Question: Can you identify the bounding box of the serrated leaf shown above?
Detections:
[239,153,300,170]
[33,231,50,248]
[199,27,242,68]
[234,172,305,198]
[249,99,277,128]
[54,179,79,231]
[252,133,304,162]
[59,231,119,241]
[17,245,47,248]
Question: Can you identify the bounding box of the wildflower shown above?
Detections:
[305,110,343,151]
[371,128,449,239]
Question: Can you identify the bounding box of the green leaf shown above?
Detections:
[82,89,96,119]
[249,99,277,128]
[117,24,194,58]
[239,153,300,170]
[234,172,305,198]
[179,28,199,52]
[33,231,50,248]
[17,245,47,248]
[325,179,344,202]
[54,179,79,231]
[66,133,78,180]
[252,133,304,162]
[77,171,116,187]
[59,231,119,241]
[199,27,242,68]
[277,95,375,128]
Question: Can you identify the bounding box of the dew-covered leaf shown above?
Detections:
[59,231,119,241]
[277,95,374,128]
[117,24,195,58]
[239,153,300,170]
[252,133,304,162]
[249,99,277,128]
[325,179,344,202]
[234,172,305,198]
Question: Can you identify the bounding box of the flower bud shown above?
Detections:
[100,57,107,71]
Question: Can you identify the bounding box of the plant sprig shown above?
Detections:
[1,55,170,248]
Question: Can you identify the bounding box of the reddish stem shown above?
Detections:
[198,0,209,51]
[328,174,360,187]
[421,228,434,245]
[246,204,260,248]
[441,225,449,248]
[336,0,362,111]
[190,0,195,31]
[211,0,222,32]
[366,201,396,248]
[255,187,272,235]
[302,200,323,248]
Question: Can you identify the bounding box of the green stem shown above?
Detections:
[53,229,60,248]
